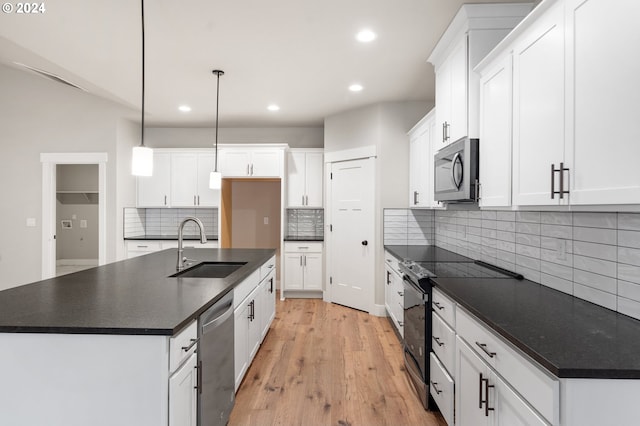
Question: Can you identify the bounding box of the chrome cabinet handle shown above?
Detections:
[431,381,443,395]
[433,302,444,311]
[181,338,199,352]
[476,342,496,358]
[269,277,274,293]
[432,336,444,347]
[551,163,555,199]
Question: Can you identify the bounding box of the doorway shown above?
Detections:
[327,157,375,313]
[41,153,107,280]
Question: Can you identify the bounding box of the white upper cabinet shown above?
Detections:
[564,0,640,205]
[408,109,441,208]
[478,54,513,207]
[429,3,534,147]
[195,154,219,206]
[512,1,566,206]
[219,147,283,178]
[137,152,171,207]
[287,149,323,208]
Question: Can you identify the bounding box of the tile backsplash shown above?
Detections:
[124,208,218,238]
[383,209,434,245]
[384,208,640,321]
[286,209,324,238]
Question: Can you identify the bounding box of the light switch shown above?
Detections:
[26,218,36,227]
[263,217,269,225]
[80,220,87,228]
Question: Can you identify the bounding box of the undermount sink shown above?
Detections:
[170,262,247,279]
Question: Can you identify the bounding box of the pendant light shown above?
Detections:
[209,69,224,189]
[132,0,153,176]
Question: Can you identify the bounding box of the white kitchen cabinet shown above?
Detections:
[512,1,566,206]
[260,268,276,339]
[408,110,440,208]
[219,148,283,178]
[287,149,323,208]
[169,352,197,426]
[234,300,250,390]
[283,242,323,293]
[428,3,533,146]
[478,54,513,207]
[137,152,171,207]
[564,0,640,205]
[384,251,404,337]
[125,240,218,259]
[170,153,219,207]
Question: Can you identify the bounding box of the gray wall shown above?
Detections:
[0,64,136,290]
[146,126,324,148]
[56,202,99,260]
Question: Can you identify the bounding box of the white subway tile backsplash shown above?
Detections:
[574,255,617,278]
[516,222,541,235]
[573,226,616,245]
[541,211,572,225]
[468,211,482,219]
[468,218,482,228]
[574,283,617,311]
[573,212,617,229]
[496,211,516,221]
[497,220,516,232]
[617,280,640,302]
[515,264,541,283]
[574,269,617,294]
[481,210,497,220]
[619,247,640,267]
[516,211,541,223]
[541,224,573,239]
[516,254,541,271]
[618,263,640,285]
[541,273,573,295]
[515,233,541,247]
[619,213,640,231]
[541,261,573,281]
[497,240,516,253]
[618,230,640,249]
[617,297,640,321]
[573,241,617,262]
[496,250,516,264]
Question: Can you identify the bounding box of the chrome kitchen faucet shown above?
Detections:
[176,216,207,271]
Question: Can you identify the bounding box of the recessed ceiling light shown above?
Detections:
[356,29,377,43]
[267,104,280,111]
[349,84,364,92]
[178,105,191,112]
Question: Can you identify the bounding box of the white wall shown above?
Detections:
[0,64,136,290]
[323,101,431,309]
[146,126,324,149]
[115,118,139,261]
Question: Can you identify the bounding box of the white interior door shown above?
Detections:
[329,158,374,312]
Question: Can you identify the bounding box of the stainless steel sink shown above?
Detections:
[170,262,247,278]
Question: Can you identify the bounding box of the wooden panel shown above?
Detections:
[220,178,232,248]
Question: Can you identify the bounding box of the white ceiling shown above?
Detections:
[0,0,534,127]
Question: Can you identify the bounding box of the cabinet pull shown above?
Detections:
[483,376,495,416]
[551,163,570,199]
[475,342,496,358]
[413,191,418,205]
[398,320,404,326]
[302,195,305,205]
[432,336,444,347]
[250,164,254,175]
[197,195,200,205]
[430,381,443,395]
[195,360,203,394]
[194,195,197,205]
[386,271,390,285]
[164,195,167,205]
[181,338,199,352]
[443,122,446,143]
[137,245,148,248]
[303,255,306,266]
[300,256,303,266]
[475,179,480,202]
[433,301,445,311]
[269,277,273,293]
[247,164,250,175]
[478,373,484,409]
[397,291,403,297]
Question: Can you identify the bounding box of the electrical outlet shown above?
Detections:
[80,220,87,228]
[263,217,269,225]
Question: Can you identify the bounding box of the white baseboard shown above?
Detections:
[56,259,99,266]
[282,290,323,299]
[370,303,388,317]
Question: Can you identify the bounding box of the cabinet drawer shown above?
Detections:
[432,287,455,328]
[126,241,162,252]
[234,269,260,308]
[260,255,276,281]
[457,308,559,424]
[162,241,218,249]
[432,312,455,376]
[429,352,454,426]
[169,320,198,374]
[284,242,322,253]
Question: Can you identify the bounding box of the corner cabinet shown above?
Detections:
[219,147,284,178]
[428,3,533,147]
[286,149,323,208]
[408,109,442,208]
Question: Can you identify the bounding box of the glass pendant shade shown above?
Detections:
[132,145,153,176]
[209,171,222,189]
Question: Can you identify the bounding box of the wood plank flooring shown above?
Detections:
[229,296,447,426]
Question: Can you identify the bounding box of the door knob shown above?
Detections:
[361,240,368,246]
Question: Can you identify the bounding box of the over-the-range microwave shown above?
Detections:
[434,136,479,202]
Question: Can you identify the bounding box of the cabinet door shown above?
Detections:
[287,151,306,207]
[428,114,444,209]
[435,60,453,147]
[512,2,565,206]
[169,352,197,426]
[247,288,262,361]
[137,152,171,207]
[449,35,469,143]
[409,126,429,207]
[220,150,250,177]
[234,303,249,391]
[565,0,640,205]
[493,372,548,426]
[456,337,491,426]
[196,154,219,207]
[389,268,404,335]
[479,54,513,207]
[304,152,324,207]
[303,253,323,290]
[251,150,281,177]
[171,154,198,207]
[260,270,276,339]
[284,253,304,290]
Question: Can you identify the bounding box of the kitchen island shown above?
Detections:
[0,248,276,426]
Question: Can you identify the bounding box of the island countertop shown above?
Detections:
[0,248,275,336]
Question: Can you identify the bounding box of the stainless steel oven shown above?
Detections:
[434,136,479,202]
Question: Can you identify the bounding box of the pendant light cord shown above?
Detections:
[140,0,146,147]
[213,70,224,172]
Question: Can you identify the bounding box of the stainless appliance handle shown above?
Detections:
[451,152,463,189]
[202,301,234,334]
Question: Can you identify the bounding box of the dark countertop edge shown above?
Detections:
[124,235,218,241]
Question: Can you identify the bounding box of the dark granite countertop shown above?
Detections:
[384,245,472,263]
[0,248,274,336]
[284,236,324,242]
[125,235,218,241]
[434,276,640,379]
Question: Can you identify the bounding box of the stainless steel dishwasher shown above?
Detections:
[198,290,235,426]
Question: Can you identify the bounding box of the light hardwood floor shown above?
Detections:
[229,296,447,426]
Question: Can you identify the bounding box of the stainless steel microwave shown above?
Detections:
[434,137,479,202]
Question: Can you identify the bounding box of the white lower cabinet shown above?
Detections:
[169,352,197,426]
[430,353,454,426]
[260,269,276,339]
[283,242,323,293]
[125,240,218,259]
[384,251,404,337]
